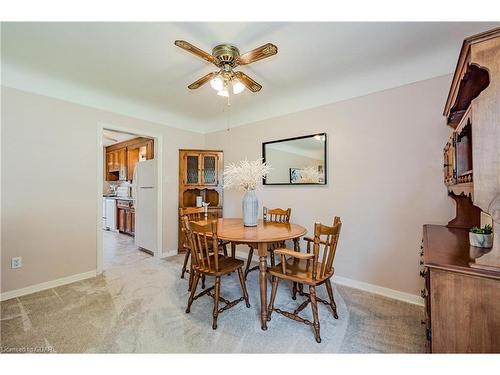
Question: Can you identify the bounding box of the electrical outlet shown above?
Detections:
[11,257,22,269]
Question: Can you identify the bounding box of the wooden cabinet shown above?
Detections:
[130,210,135,234]
[106,148,127,181]
[443,134,456,186]
[125,209,135,234]
[105,137,154,181]
[116,199,135,236]
[118,205,126,231]
[106,150,115,172]
[422,28,500,353]
[201,153,220,185]
[181,151,221,186]
[441,27,500,262]
[183,152,201,185]
[117,148,127,180]
[178,149,224,252]
[126,138,154,181]
[127,148,140,181]
[421,225,500,353]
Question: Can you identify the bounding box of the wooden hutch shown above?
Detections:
[178,149,224,252]
[421,28,500,353]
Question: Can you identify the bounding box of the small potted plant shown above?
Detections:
[469,224,493,248]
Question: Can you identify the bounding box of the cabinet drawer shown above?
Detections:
[116,200,131,208]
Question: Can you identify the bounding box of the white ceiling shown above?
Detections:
[102,129,140,146]
[2,22,499,133]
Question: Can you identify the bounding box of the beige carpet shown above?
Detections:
[0,230,426,353]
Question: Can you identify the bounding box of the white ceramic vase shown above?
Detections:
[469,232,493,248]
[242,190,258,227]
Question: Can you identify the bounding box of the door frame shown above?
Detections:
[96,122,163,275]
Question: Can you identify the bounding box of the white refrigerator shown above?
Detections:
[134,159,157,255]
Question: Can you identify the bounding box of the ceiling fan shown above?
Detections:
[174,40,278,97]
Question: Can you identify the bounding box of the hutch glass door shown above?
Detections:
[202,154,218,185]
[185,153,200,185]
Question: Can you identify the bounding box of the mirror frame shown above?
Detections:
[262,132,327,186]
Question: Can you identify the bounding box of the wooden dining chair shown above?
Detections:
[183,217,251,329]
[267,217,342,343]
[244,207,293,279]
[179,207,228,288]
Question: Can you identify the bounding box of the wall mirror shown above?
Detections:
[263,133,327,185]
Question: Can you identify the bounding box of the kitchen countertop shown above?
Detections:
[103,195,135,201]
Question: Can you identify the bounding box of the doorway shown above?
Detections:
[96,123,163,274]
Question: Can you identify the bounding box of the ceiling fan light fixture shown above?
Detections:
[232,79,245,94]
[217,88,229,97]
[175,40,277,94]
[210,75,224,91]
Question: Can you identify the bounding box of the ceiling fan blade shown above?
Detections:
[174,40,216,64]
[236,43,278,65]
[188,72,217,90]
[234,71,262,92]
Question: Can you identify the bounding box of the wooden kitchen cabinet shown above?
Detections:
[116,200,135,236]
[106,148,127,181]
[125,209,135,235]
[118,206,126,232]
[127,148,140,181]
[106,137,154,182]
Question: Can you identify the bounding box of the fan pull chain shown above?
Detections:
[226,98,231,132]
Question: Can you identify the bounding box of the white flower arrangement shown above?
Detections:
[300,166,321,183]
[223,158,272,191]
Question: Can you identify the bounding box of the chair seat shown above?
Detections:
[194,255,244,276]
[268,258,333,285]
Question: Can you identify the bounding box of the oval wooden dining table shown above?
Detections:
[216,218,307,330]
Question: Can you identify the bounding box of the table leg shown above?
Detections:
[231,242,236,258]
[258,242,268,330]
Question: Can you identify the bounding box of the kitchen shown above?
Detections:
[102,129,157,260]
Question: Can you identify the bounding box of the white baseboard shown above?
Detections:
[234,245,424,306]
[0,270,97,302]
[161,249,178,258]
[333,275,424,306]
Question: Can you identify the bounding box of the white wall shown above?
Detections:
[1,87,204,294]
[205,75,455,296]
[1,74,455,298]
